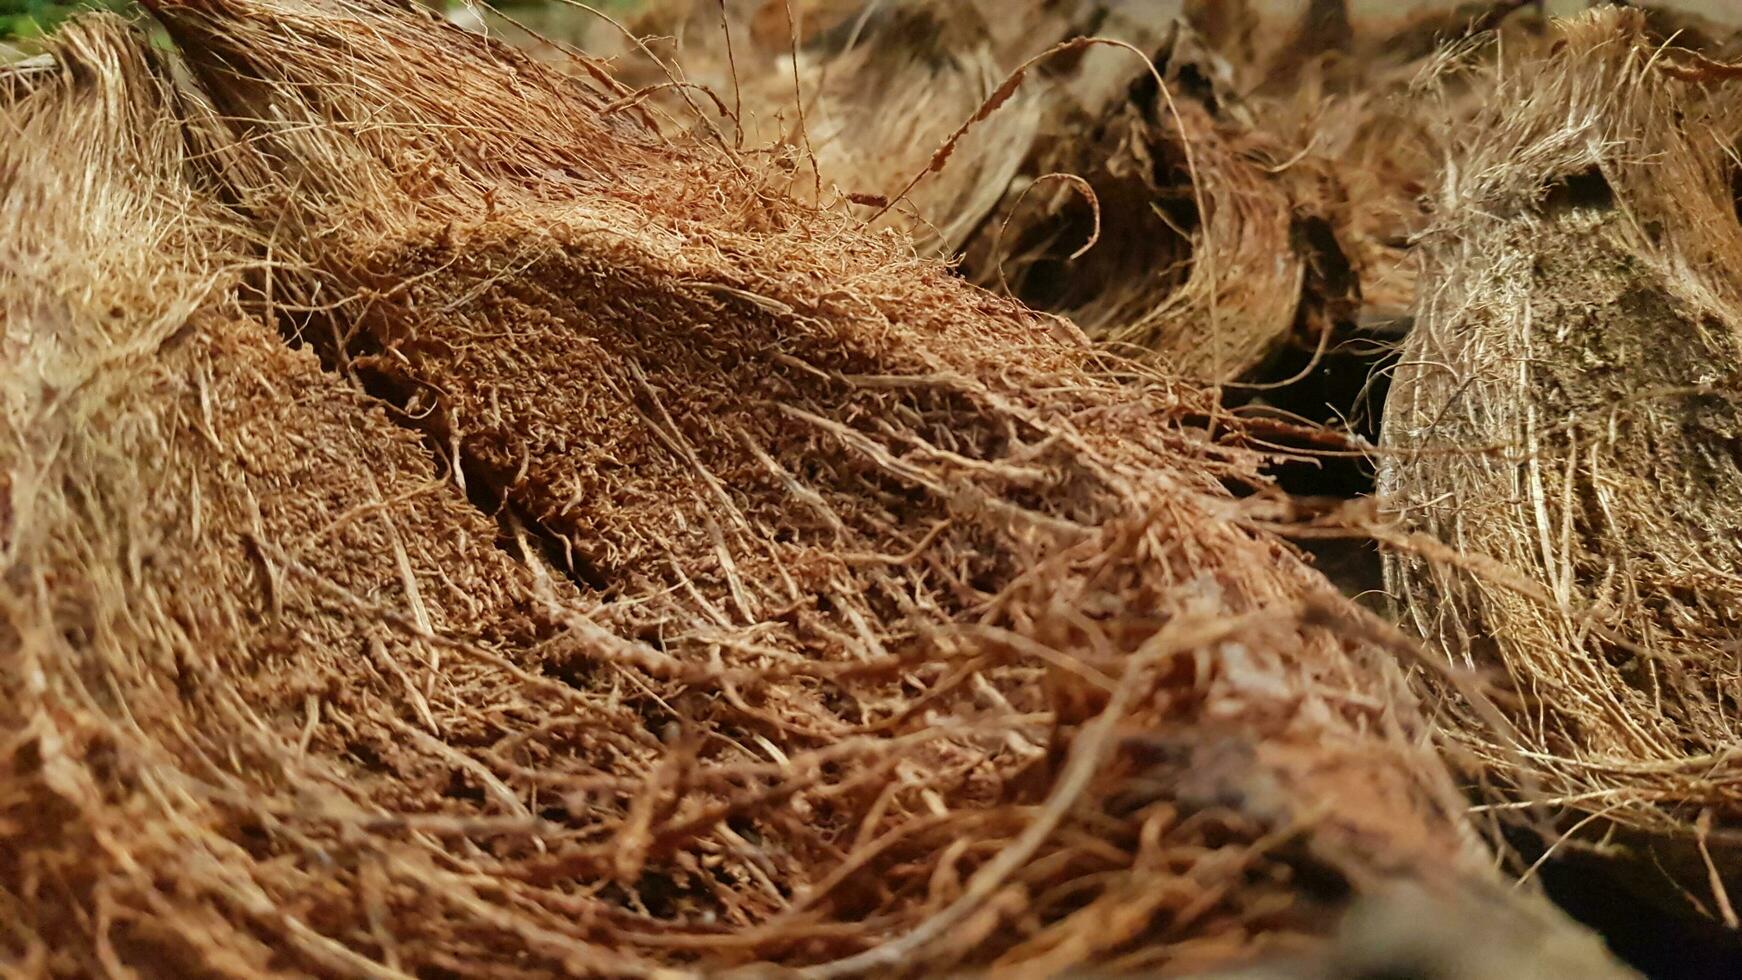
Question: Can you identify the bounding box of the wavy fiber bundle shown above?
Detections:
[3,3,1623,975]
[753,2,1050,255]
[622,0,1098,255]
[1217,2,1556,333]
[1381,7,1742,915]
[955,20,1345,384]
[970,1,1572,377]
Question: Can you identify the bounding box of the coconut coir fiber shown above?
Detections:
[2,2,1621,975]
[625,0,1536,385]
[0,21,595,974]
[1383,7,1742,921]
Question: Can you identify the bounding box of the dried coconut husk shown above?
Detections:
[0,19,618,971]
[957,2,1567,378]
[620,3,1713,383]
[744,1,1053,254]
[619,0,1119,255]
[1182,3,1738,336]
[72,0,1629,973]
[1380,7,1742,918]
[0,3,1623,974]
[963,5,1543,382]
[1187,0,1546,96]
[616,1,1331,382]
[952,19,1357,383]
[614,2,1477,381]
[1261,5,1556,324]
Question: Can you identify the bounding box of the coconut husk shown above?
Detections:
[1380,6,1742,919]
[619,3,1723,386]
[1187,0,1544,94]
[603,2,1467,382]
[954,2,1574,383]
[1183,2,1740,338]
[616,0,1321,382]
[959,21,1361,384]
[2,2,1626,974]
[780,0,1487,381]
[1244,2,1557,326]
[634,1,1525,381]
[0,20,593,970]
[618,0,1121,255]
[747,1,1055,254]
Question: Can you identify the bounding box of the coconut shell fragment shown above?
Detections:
[1381,6,1742,918]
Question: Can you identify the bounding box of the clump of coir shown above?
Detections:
[1382,6,1742,920]
[627,0,1539,386]
[0,19,606,971]
[619,0,1345,383]
[0,3,1628,975]
[956,19,1357,383]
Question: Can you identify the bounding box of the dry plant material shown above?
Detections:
[754,2,1053,253]
[632,0,1337,382]
[1232,3,1558,333]
[0,20,590,970]
[1382,7,1742,917]
[1187,0,1542,96]
[1,3,1626,975]
[629,0,1094,253]
[1185,2,1733,339]
[626,1,1498,382]
[958,21,1356,383]
[627,2,1709,385]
